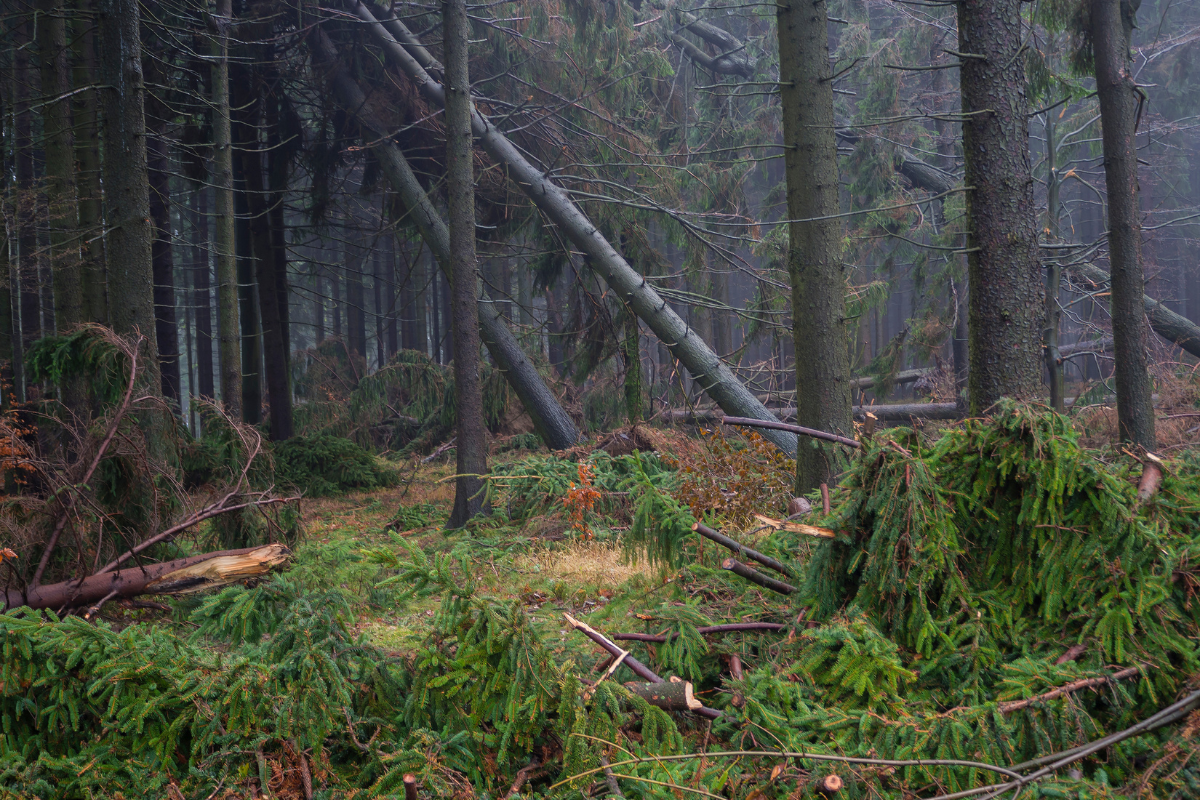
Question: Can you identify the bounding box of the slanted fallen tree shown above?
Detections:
[345,0,798,455]
[1066,261,1200,359]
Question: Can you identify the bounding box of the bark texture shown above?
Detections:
[443,0,490,527]
[38,0,82,334]
[148,134,182,404]
[311,29,579,450]
[957,0,1043,412]
[98,0,161,388]
[777,0,851,490]
[354,0,798,455]
[1091,0,1155,448]
[211,0,241,418]
[72,0,107,325]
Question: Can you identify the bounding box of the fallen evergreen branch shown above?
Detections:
[996,665,1144,714]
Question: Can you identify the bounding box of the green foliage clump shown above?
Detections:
[273,433,399,497]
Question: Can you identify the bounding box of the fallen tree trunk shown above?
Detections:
[665,403,960,425]
[692,522,795,577]
[3,544,292,611]
[849,367,933,392]
[310,28,579,451]
[722,416,860,449]
[349,0,798,456]
[668,10,754,78]
[1066,262,1200,359]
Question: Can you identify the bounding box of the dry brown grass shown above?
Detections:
[512,538,654,587]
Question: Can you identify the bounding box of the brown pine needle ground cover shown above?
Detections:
[6,406,1200,799]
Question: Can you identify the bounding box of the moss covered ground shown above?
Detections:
[6,407,1200,799]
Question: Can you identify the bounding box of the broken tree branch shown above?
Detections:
[721,416,860,449]
[997,665,1143,714]
[611,622,786,643]
[752,514,836,539]
[691,522,795,577]
[623,680,703,711]
[563,613,722,719]
[721,558,798,595]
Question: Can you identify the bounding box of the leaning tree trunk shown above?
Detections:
[776,0,851,490]
[1065,261,1200,359]
[352,0,798,455]
[98,0,161,392]
[310,29,579,451]
[210,0,241,418]
[957,0,1043,413]
[1090,0,1155,448]
[444,0,490,526]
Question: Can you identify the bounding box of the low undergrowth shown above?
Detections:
[5,403,1200,799]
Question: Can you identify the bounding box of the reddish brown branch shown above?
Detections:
[692,522,795,577]
[722,416,860,449]
[721,558,798,595]
[997,666,1143,714]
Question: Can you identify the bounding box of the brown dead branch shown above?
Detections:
[721,558,798,595]
[997,666,1143,714]
[691,522,795,577]
[752,514,836,539]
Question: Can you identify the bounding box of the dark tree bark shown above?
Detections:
[233,165,261,425]
[98,0,161,389]
[233,74,293,439]
[191,188,215,400]
[148,134,182,406]
[314,265,326,344]
[384,234,398,357]
[958,0,1043,412]
[777,0,851,490]
[13,8,37,399]
[38,0,82,335]
[373,249,386,368]
[346,227,367,358]
[444,0,490,526]
[72,0,107,326]
[210,0,240,418]
[1090,0,1155,448]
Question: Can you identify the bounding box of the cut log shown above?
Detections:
[623,680,703,711]
[563,613,722,719]
[818,774,844,795]
[1137,452,1165,503]
[349,0,799,456]
[3,544,292,611]
[692,522,795,577]
[727,653,746,708]
[721,558,798,595]
[403,774,418,800]
[309,29,579,451]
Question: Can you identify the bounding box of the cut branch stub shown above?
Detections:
[623,680,703,711]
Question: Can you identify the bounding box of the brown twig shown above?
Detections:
[721,416,861,449]
[612,622,785,643]
[727,654,745,709]
[31,333,143,588]
[997,666,1143,714]
[505,761,549,798]
[820,483,831,516]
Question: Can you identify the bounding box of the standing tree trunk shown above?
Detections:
[443,0,489,526]
[192,187,215,400]
[346,225,367,359]
[373,249,385,368]
[1090,0,1155,448]
[98,0,162,391]
[1044,113,1066,413]
[233,160,261,425]
[958,0,1043,412]
[148,134,182,406]
[777,0,851,490]
[72,1,107,326]
[38,0,82,335]
[210,0,241,418]
[14,9,37,400]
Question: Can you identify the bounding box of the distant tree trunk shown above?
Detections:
[777,0,851,490]
[958,0,1043,412]
[373,249,385,368]
[346,229,366,358]
[1090,0,1155,448]
[211,0,240,418]
[314,265,326,344]
[14,11,37,399]
[72,2,107,326]
[331,259,343,339]
[148,134,182,405]
[384,234,398,357]
[191,188,215,401]
[444,0,489,527]
[623,311,643,423]
[38,0,83,336]
[265,124,294,439]
[98,0,161,390]
[233,158,261,425]
[1044,114,1066,413]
